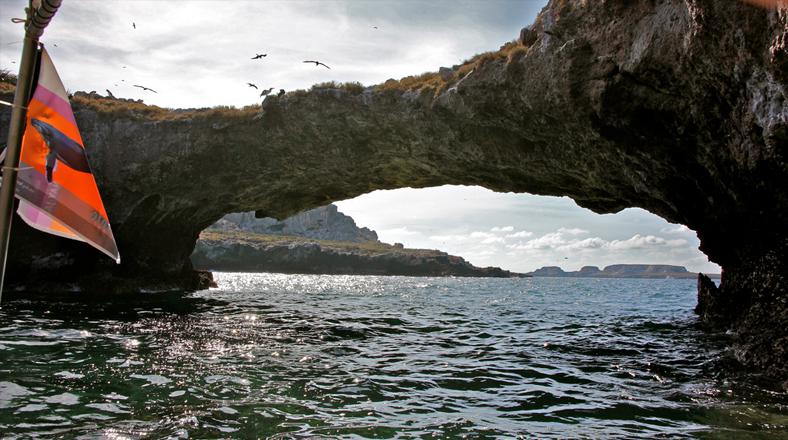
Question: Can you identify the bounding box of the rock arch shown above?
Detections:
[1,0,785,380]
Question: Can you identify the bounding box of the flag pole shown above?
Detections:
[0,0,62,305]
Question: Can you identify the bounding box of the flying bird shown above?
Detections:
[259,87,274,97]
[247,83,258,89]
[372,26,378,29]
[251,53,267,59]
[303,60,330,69]
[132,22,136,29]
[133,84,157,93]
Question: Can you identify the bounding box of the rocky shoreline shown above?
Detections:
[192,230,526,278]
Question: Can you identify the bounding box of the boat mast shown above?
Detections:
[0,0,63,304]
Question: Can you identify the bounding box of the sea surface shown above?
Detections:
[0,273,786,439]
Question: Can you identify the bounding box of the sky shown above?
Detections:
[0,0,721,273]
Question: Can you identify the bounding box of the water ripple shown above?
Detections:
[0,274,785,438]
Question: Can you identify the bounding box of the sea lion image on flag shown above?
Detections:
[30,118,91,182]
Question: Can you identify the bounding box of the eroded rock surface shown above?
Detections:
[1,0,786,381]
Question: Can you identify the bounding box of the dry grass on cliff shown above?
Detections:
[376,39,526,95]
[310,81,365,94]
[199,229,443,256]
[0,69,17,93]
[0,69,17,86]
[70,94,260,122]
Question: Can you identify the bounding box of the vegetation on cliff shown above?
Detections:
[192,230,526,278]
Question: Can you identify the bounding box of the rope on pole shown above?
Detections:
[26,0,62,39]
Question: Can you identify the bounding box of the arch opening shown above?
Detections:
[192,185,721,279]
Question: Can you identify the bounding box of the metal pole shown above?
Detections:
[0,0,62,305]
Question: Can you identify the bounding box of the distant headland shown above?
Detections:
[191,205,526,278]
[526,264,720,279]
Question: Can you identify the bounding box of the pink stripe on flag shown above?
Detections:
[32,85,77,127]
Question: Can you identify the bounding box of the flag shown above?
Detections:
[14,47,119,262]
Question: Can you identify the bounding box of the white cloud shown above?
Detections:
[660,225,691,234]
[379,226,419,236]
[429,234,472,243]
[491,226,514,232]
[558,227,588,235]
[561,237,606,250]
[505,230,533,238]
[608,234,687,250]
[507,231,689,253]
[516,232,566,250]
[0,0,544,109]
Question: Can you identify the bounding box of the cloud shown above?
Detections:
[505,230,533,238]
[507,231,689,252]
[660,224,691,234]
[491,226,514,232]
[607,234,687,250]
[509,232,566,250]
[0,0,543,109]
[558,227,588,235]
[379,226,420,236]
[561,237,606,250]
[429,234,472,243]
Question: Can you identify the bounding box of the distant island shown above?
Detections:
[191,205,527,278]
[526,264,721,279]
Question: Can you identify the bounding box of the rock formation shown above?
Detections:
[527,264,719,279]
[192,230,526,278]
[0,1,785,382]
[195,204,522,276]
[210,204,378,243]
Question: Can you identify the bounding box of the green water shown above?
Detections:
[0,273,786,438]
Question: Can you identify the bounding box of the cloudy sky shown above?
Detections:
[0,0,721,273]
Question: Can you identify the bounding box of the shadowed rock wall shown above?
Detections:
[1,0,785,381]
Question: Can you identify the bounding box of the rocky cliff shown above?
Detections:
[527,264,720,279]
[192,230,525,278]
[0,0,786,382]
[196,204,519,276]
[210,205,378,243]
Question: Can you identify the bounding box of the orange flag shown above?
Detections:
[15,47,119,262]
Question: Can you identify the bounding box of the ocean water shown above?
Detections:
[0,273,785,439]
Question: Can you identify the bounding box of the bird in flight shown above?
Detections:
[132,22,136,29]
[372,26,378,29]
[259,87,275,97]
[303,60,330,69]
[251,53,267,59]
[133,84,157,93]
[247,83,258,89]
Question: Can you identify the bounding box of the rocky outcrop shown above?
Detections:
[0,1,786,381]
[196,204,515,276]
[527,264,719,279]
[192,230,525,278]
[211,205,378,243]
